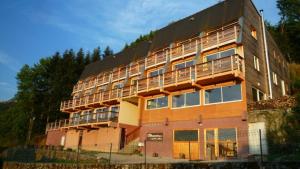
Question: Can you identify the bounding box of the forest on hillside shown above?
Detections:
[0,0,299,147]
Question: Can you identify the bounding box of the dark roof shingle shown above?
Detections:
[79,0,244,80]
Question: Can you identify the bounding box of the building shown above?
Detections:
[45,0,290,160]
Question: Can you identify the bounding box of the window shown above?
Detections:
[174,60,194,70]
[205,128,237,159]
[205,84,242,104]
[205,49,235,62]
[113,82,123,89]
[272,72,278,85]
[251,26,257,39]
[149,69,163,77]
[222,85,242,102]
[174,130,198,141]
[253,56,260,71]
[172,90,200,108]
[281,80,286,96]
[146,96,168,109]
[252,88,264,102]
[111,106,119,113]
[218,128,237,158]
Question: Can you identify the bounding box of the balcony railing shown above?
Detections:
[145,50,168,68]
[137,54,244,92]
[145,23,240,67]
[70,23,240,94]
[60,55,244,112]
[46,111,119,131]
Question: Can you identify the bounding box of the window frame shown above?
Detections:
[272,72,278,85]
[204,48,236,62]
[253,56,260,71]
[145,95,169,110]
[204,84,242,105]
[171,90,201,109]
[148,68,163,78]
[252,87,265,102]
[173,60,195,71]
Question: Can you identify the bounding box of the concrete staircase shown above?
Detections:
[118,139,139,154]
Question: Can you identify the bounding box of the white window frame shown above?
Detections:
[204,84,243,105]
[173,60,195,70]
[272,72,278,85]
[171,90,201,109]
[148,68,163,78]
[253,56,260,71]
[145,96,168,110]
[252,87,265,101]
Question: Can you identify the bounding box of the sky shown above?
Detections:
[0,0,280,101]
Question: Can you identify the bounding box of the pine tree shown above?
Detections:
[103,46,114,59]
[92,46,101,62]
[85,51,91,65]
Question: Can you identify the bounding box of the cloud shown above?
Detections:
[23,0,220,52]
[0,50,21,72]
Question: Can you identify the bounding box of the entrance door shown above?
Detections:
[173,130,199,160]
[205,129,216,160]
[119,128,126,150]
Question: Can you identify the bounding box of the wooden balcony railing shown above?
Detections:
[46,111,119,131]
[61,55,243,112]
[137,54,244,92]
[112,67,127,82]
[71,23,240,94]
[145,50,168,68]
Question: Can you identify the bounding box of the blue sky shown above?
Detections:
[0,0,280,101]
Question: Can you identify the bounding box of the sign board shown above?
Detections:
[147,133,163,141]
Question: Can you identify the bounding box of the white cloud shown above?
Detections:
[0,51,21,72]
[23,0,220,52]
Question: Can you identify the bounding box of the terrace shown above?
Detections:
[46,111,119,131]
[60,54,244,112]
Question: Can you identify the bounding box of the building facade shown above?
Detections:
[45,0,290,161]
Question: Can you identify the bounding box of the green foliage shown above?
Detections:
[0,46,112,147]
[92,46,101,62]
[267,0,300,63]
[124,30,155,49]
[103,46,113,58]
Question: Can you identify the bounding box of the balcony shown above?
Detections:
[60,85,137,112]
[137,54,244,95]
[46,111,119,131]
[96,72,111,86]
[201,23,240,51]
[129,60,145,76]
[145,49,168,68]
[144,23,240,68]
[112,67,127,82]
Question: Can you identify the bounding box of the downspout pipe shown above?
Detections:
[260,9,273,99]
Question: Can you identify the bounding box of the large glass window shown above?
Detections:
[205,84,242,104]
[222,85,242,102]
[205,128,237,160]
[205,88,222,104]
[174,60,194,70]
[172,91,200,108]
[206,49,235,62]
[146,96,168,109]
[149,69,163,77]
[218,128,237,158]
[174,130,198,141]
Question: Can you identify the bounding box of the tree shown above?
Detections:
[92,46,101,62]
[85,51,91,65]
[267,0,300,63]
[103,46,113,59]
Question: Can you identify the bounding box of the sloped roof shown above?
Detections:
[150,0,244,50]
[79,0,245,80]
[79,40,151,80]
